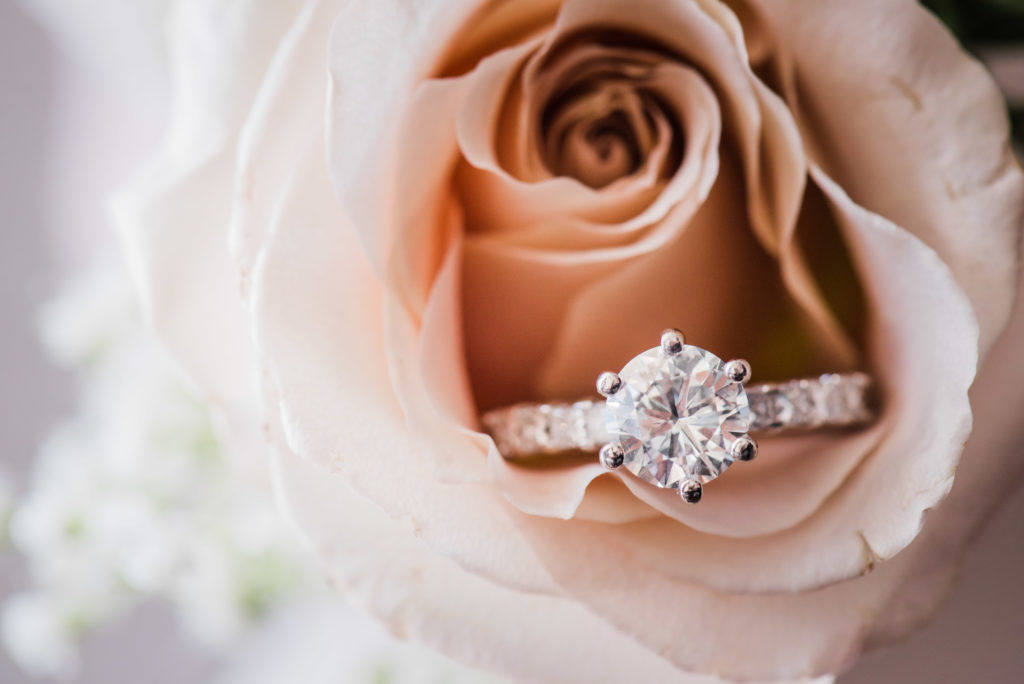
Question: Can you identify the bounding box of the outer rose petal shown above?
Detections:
[251,140,560,597]
[271,448,833,684]
[753,0,1024,352]
[861,235,1024,645]
[327,0,505,275]
[113,0,308,405]
[229,0,349,297]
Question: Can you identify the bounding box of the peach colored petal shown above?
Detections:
[755,0,1024,353]
[536,0,856,364]
[326,0,489,276]
[488,453,611,520]
[556,470,660,523]
[610,428,883,537]
[452,0,854,437]
[454,36,539,180]
[385,76,468,318]
[762,79,860,369]
[438,0,562,77]
[250,139,563,597]
[460,239,622,409]
[414,233,478,435]
[403,232,662,518]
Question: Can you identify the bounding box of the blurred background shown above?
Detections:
[1,1,1022,682]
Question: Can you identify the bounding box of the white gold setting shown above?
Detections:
[481,329,874,503]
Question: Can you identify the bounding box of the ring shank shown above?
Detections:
[482,372,872,459]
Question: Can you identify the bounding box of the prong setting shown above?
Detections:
[732,436,758,462]
[660,328,685,355]
[596,372,622,397]
[679,480,702,504]
[599,443,625,470]
[724,359,752,385]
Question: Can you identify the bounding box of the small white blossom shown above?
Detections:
[2,591,84,681]
[4,263,311,676]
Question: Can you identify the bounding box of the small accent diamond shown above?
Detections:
[748,388,793,430]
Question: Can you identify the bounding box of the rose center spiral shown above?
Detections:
[540,63,678,188]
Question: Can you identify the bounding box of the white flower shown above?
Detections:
[5,262,315,674]
[2,591,86,681]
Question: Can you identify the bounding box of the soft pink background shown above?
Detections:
[0,2,1021,682]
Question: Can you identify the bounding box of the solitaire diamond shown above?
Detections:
[606,344,751,489]
[480,327,872,504]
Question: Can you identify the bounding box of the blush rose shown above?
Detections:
[114,0,1024,681]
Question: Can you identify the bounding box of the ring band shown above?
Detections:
[483,372,872,457]
[481,329,874,503]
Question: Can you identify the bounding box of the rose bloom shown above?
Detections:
[114,0,1024,681]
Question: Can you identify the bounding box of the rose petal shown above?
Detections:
[229,0,344,297]
[113,0,306,405]
[327,0,493,275]
[409,231,656,522]
[272,445,833,684]
[251,139,563,596]
[862,231,1024,645]
[805,167,977,563]
[755,0,1024,353]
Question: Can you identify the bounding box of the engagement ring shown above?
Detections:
[482,329,874,503]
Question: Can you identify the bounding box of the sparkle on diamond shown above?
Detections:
[606,345,751,488]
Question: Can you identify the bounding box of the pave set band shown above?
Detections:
[482,372,872,458]
[481,329,875,504]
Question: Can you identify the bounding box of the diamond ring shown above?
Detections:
[481,328,874,504]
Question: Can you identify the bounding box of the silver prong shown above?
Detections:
[660,328,685,355]
[724,359,752,384]
[732,436,758,462]
[679,479,702,504]
[599,443,625,470]
[596,372,622,397]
